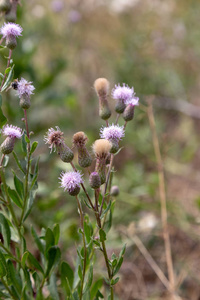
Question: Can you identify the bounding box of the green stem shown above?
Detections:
[0,241,21,264]
[20,110,31,225]
[76,196,87,300]
[99,153,114,215]
[94,192,114,299]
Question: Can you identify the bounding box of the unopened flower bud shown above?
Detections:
[57,142,74,163]
[89,172,101,189]
[73,132,92,168]
[110,185,119,197]
[6,34,17,49]
[5,0,18,23]
[109,139,119,154]
[94,78,111,120]
[0,0,11,12]
[1,136,15,154]
[123,97,139,121]
[93,139,111,184]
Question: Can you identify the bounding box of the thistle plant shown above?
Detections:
[0,8,141,300]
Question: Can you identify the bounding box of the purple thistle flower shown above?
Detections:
[0,22,23,38]
[112,83,134,102]
[17,78,35,98]
[59,171,83,195]
[100,124,125,141]
[2,124,22,139]
[125,96,139,106]
[51,0,64,13]
[44,126,64,153]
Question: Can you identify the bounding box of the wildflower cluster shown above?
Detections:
[44,77,139,298]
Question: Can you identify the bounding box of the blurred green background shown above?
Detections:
[1,0,200,299]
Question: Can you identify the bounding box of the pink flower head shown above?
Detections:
[112,83,134,102]
[17,78,35,98]
[59,171,83,193]
[125,96,139,106]
[2,124,22,139]
[51,0,64,13]
[44,126,64,153]
[0,22,23,38]
[100,124,125,141]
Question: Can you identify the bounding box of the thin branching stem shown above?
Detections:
[100,153,114,216]
[115,113,120,125]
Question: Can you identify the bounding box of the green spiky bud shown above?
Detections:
[0,0,11,12]
[94,78,111,120]
[89,172,101,189]
[0,137,15,154]
[57,143,74,163]
[123,104,134,121]
[109,139,119,154]
[6,35,17,50]
[115,99,126,114]
[110,185,119,197]
[19,94,31,109]
[73,131,92,168]
[68,185,80,196]
[5,0,18,22]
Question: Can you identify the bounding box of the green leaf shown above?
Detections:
[8,187,22,208]
[113,244,126,276]
[27,251,44,274]
[12,152,26,174]
[2,155,9,167]
[5,67,11,75]
[31,226,44,254]
[45,246,61,277]
[83,265,93,293]
[30,141,38,155]
[0,250,7,277]
[111,277,119,286]
[0,95,7,128]
[100,201,111,219]
[78,264,83,281]
[21,133,27,154]
[6,260,22,293]
[48,273,59,300]
[53,224,60,245]
[84,217,92,244]
[61,262,74,288]
[1,64,14,92]
[45,228,55,252]
[21,251,29,269]
[103,201,115,233]
[99,228,106,242]
[25,135,30,144]
[91,279,103,299]
[14,174,24,200]
[0,213,11,248]
[24,189,37,221]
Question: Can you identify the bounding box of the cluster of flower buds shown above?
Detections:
[0,0,19,22]
[0,22,22,49]
[0,124,22,154]
[94,78,139,123]
[45,78,139,197]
